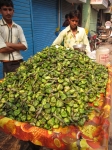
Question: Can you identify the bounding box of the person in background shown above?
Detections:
[0,0,28,77]
[52,10,91,54]
[62,13,69,27]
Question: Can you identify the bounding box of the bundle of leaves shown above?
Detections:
[0,46,108,130]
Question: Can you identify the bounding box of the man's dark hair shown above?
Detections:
[65,14,69,19]
[0,0,14,9]
[68,10,80,19]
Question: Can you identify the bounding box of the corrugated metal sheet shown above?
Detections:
[12,0,34,59]
[0,0,34,78]
[32,0,58,53]
[61,0,75,26]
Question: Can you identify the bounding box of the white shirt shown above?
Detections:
[0,18,28,61]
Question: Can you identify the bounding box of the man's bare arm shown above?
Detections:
[0,42,27,53]
[6,43,27,51]
[0,47,15,53]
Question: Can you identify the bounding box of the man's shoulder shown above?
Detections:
[77,26,86,34]
[13,22,22,29]
[0,19,3,26]
[77,26,85,31]
[65,25,70,31]
[61,25,70,33]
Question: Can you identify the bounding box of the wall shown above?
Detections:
[32,0,58,53]
[82,0,91,31]
[82,0,98,35]
[90,8,98,35]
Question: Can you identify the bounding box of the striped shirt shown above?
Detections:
[52,25,91,53]
[0,18,28,61]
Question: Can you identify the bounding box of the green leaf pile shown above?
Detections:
[0,46,108,130]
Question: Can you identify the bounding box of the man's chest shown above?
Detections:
[0,25,19,42]
[64,32,84,44]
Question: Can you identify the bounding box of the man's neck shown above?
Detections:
[3,18,12,27]
[72,27,77,32]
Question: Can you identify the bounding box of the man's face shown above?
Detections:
[69,16,79,30]
[0,6,14,22]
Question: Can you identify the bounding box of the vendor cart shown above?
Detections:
[0,65,112,150]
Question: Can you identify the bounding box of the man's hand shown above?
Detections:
[5,42,12,47]
[5,42,21,47]
[0,42,26,53]
[5,42,26,51]
[0,47,15,53]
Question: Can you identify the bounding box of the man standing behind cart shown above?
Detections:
[52,10,90,54]
[0,0,28,77]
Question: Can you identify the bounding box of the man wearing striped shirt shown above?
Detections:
[0,0,28,77]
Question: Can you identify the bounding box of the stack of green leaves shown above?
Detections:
[0,46,108,130]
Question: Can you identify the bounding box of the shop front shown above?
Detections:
[0,0,59,78]
[90,0,109,27]
[32,0,58,54]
